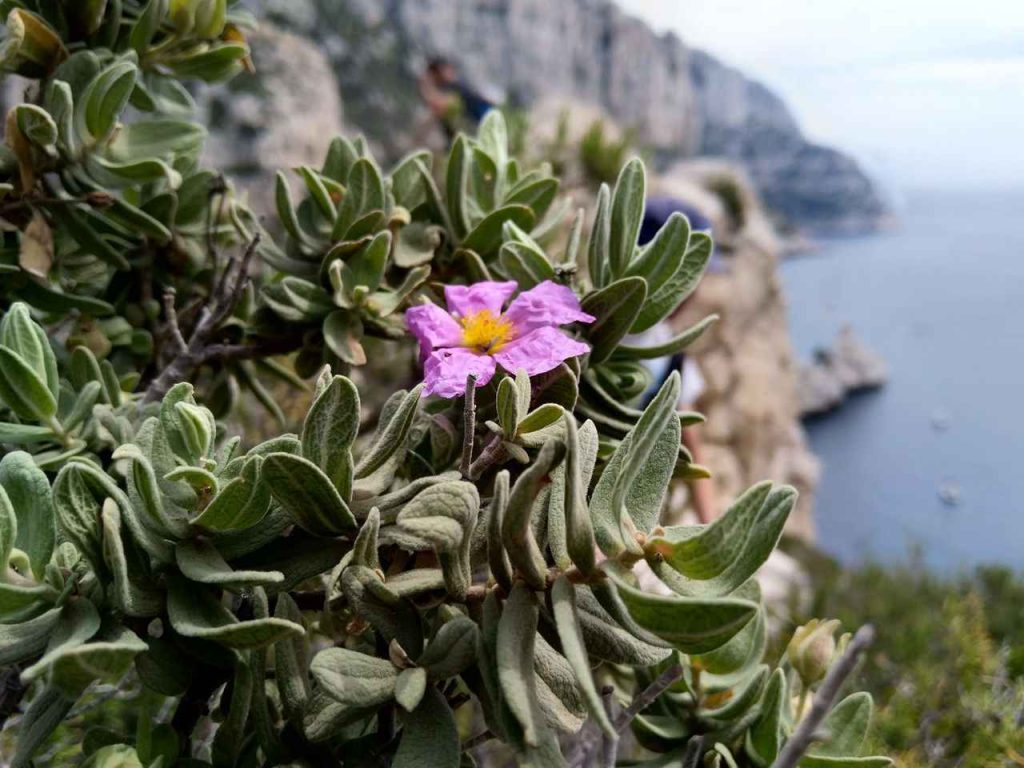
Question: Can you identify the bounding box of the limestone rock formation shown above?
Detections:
[248,0,887,233]
[202,23,346,216]
[798,327,889,416]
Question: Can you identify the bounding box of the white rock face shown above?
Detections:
[246,0,887,232]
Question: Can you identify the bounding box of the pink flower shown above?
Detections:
[405,280,595,398]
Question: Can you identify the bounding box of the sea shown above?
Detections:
[780,187,1024,570]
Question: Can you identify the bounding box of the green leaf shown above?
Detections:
[393,687,460,768]
[310,647,397,718]
[649,483,796,597]
[0,451,53,577]
[394,222,443,268]
[355,385,422,478]
[274,592,309,730]
[496,375,522,437]
[0,347,57,422]
[517,403,564,436]
[11,684,72,768]
[499,240,556,290]
[498,584,543,747]
[175,539,283,590]
[625,211,690,289]
[20,599,100,686]
[418,616,478,680]
[503,439,565,590]
[192,457,270,532]
[608,158,645,279]
[262,452,357,536]
[590,372,681,556]
[47,627,147,695]
[602,564,758,654]
[549,416,598,573]
[461,204,535,256]
[130,0,169,53]
[0,422,55,444]
[695,583,766,679]
[394,667,427,713]
[301,374,359,498]
[505,177,558,221]
[581,276,648,364]
[445,135,470,238]
[551,576,616,740]
[334,157,385,240]
[323,310,367,366]
[77,59,137,141]
[52,463,105,572]
[806,693,874,758]
[614,315,718,360]
[167,575,304,650]
[0,605,62,666]
[396,481,478,598]
[746,668,787,766]
[101,501,164,618]
[587,183,611,288]
[573,586,671,666]
[632,231,713,333]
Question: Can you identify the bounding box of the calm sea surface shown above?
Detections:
[780,187,1024,569]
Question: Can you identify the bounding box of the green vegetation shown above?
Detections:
[806,558,1024,767]
[0,1,893,765]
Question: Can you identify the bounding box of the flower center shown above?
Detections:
[460,309,514,353]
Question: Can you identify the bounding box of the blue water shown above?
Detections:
[780,187,1024,569]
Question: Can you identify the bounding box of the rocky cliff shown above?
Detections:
[253,0,887,234]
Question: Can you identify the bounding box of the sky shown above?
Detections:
[616,0,1024,191]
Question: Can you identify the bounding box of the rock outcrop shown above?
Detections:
[202,25,347,216]
[798,326,889,416]
[249,0,887,233]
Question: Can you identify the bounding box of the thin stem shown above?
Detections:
[461,730,493,752]
[468,434,506,480]
[771,625,876,768]
[459,374,477,476]
[682,734,705,768]
[143,236,263,404]
[162,288,188,355]
[601,685,618,768]
[613,663,685,732]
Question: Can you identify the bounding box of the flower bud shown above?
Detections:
[787,618,842,687]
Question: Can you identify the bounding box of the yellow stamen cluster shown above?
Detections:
[460,309,514,353]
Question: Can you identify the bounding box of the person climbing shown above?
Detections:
[629,197,723,524]
[418,56,495,144]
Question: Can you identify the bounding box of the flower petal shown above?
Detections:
[405,303,462,359]
[504,280,595,334]
[423,347,497,399]
[444,281,517,318]
[492,326,590,377]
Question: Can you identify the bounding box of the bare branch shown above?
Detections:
[143,235,267,404]
[613,663,685,732]
[162,288,188,355]
[460,374,477,476]
[771,624,876,768]
[601,685,617,768]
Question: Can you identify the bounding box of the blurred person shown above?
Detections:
[629,197,723,524]
[418,56,495,144]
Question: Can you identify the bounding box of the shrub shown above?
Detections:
[0,2,889,766]
[809,560,1024,767]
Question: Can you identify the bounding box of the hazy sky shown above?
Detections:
[616,0,1024,191]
